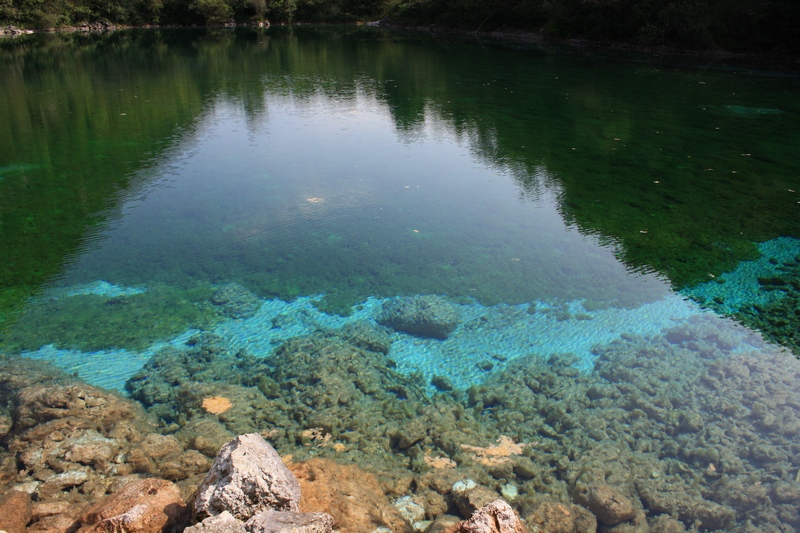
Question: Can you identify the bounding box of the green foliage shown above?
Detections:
[190,0,234,24]
[266,0,297,23]
[1,0,796,55]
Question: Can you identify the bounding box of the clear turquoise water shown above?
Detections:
[1,28,800,531]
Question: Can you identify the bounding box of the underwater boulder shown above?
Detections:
[210,283,262,319]
[377,295,460,340]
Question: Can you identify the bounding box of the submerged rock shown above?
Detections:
[336,320,395,354]
[125,332,271,422]
[210,283,263,319]
[289,458,411,533]
[193,433,301,520]
[0,490,32,533]
[522,499,596,533]
[378,295,461,339]
[574,484,635,526]
[444,500,525,533]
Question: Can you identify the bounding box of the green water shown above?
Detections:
[2,27,800,354]
[2,27,800,533]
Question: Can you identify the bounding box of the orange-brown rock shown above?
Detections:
[27,513,82,532]
[202,396,234,415]
[78,478,187,533]
[444,500,526,533]
[0,489,32,533]
[289,458,412,533]
[15,384,139,431]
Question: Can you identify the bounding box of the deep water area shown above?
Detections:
[1,26,800,533]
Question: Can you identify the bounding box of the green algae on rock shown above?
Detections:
[0,283,218,353]
[116,312,800,532]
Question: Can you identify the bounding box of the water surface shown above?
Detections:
[1,27,800,532]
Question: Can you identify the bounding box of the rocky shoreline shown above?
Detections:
[0,22,119,37]
[2,22,798,68]
[1,306,800,532]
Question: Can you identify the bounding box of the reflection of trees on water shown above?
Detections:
[2,27,799,325]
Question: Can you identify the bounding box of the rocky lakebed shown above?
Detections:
[1,289,800,533]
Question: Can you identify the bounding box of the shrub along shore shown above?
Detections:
[1,0,798,55]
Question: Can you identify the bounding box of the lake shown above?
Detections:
[1,26,800,532]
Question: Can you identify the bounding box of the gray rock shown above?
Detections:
[377,295,460,339]
[193,434,301,521]
[245,511,333,533]
[186,511,247,533]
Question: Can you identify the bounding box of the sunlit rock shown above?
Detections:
[377,295,461,339]
[194,434,301,521]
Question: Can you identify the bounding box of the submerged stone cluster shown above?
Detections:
[1,312,799,532]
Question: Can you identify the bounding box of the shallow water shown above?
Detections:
[1,27,800,532]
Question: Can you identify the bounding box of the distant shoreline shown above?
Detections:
[377,22,800,70]
[3,21,799,69]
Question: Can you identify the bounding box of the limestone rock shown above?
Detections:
[245,510,334,533]
[444,500,526,533]
[574,484,635,526]
[289,458,411,533]
[194,433,300,521]
[185,511,247,533]
[79,478,187,533]
[377,295,460,339]
[0,490,33,533]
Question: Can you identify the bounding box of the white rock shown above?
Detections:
[193,434,301,521]
[394,496,426,524]
[452,479,477,493]
[500,484,518,502]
